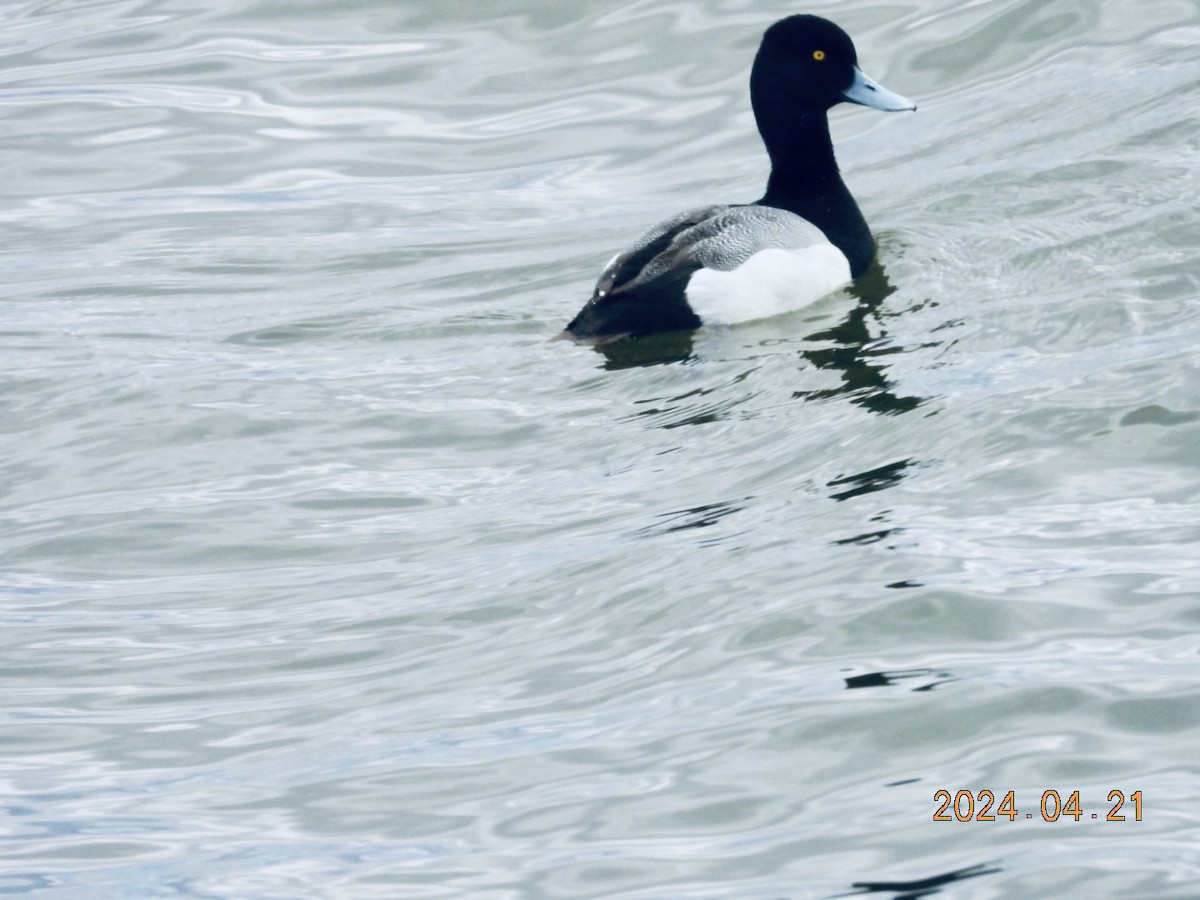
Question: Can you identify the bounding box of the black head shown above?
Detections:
[750,15,914,177]
[750,15,862,113]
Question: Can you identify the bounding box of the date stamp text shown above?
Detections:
[933,789,1142,822]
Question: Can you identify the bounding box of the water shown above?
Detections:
[3,0,1199,897]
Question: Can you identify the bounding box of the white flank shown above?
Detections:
[685,245,852,325]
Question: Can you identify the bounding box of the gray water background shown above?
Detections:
[3,0,1199,897]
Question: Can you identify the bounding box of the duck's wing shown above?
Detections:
[666,205,832,272]
[597,204,832,297]
[593,205,728,298]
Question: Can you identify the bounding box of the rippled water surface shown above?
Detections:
[3,0,1200,897]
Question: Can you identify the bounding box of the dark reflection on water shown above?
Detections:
[834,524,901,546]
[633,496,744,547]
[593,329,696,370]
[794,260,931,415]
[827,458,914,502]
[590,260,934,426]
[636,497,749,538]
[846,863,1001,899]
[844,668,956,692]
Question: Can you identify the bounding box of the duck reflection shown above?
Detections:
[586,261,931,420]
[636,497,749,540]
[793,259,928,415]
[590,328,695,371]
[848,863,1000,899]
[827,457,913,502]
[843,668,956,692]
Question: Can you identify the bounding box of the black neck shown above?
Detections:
[753,109,875,277]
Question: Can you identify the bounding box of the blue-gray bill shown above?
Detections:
[843,67,916,111]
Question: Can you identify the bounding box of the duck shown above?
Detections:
[562,14,914,343]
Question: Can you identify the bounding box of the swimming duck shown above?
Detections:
[562,14,914,342]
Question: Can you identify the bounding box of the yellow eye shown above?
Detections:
[813,50,826,61]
